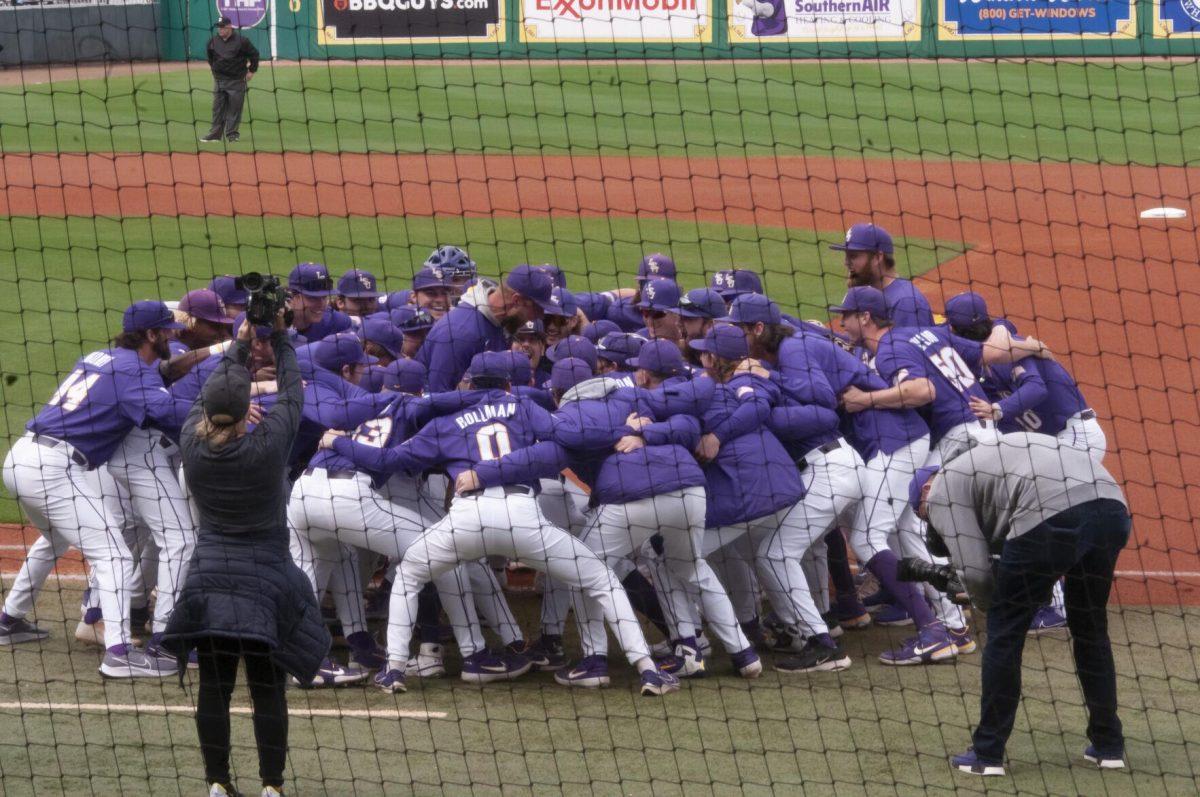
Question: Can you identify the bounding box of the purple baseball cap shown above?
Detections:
[288,263,334,297]
[338,269,382,299]
[505,265,559,314]
[596,332,646,367]
[582,319,621,343]
[544,287,577,318]
[358,316,405,359]
[314,333,378,372]
[637,278,681,312]
[209,275,248,307]
[830,223,894,255]
[466,351,513,381]
[390,305,436,333]
[178,289,234,325]
[710,269,763,299]
[678,288,728,320]
[550,357,594,392]
[384,289,413,311]
[723,293,782,325]
[945,292,990,328]
[502,351,534,386]
[412,266,454,292]
[688,324,749,360]
[123,300,184,333]
[909,466,941,512]
[628,339,684,375]
[547,335,597,369]
[231,312,272,340]
[637,253,676,283]
[381,358,427,395]
[829,286,889,320]
[514,319,547,339]
[532,264,568,289]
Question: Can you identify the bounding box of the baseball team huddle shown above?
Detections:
[0,222,1109,700]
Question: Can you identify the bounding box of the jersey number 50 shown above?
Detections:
[476,423,513,461]
[928,347,976,393]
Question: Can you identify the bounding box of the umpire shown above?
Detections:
[911,432,1131,776]
[163,309,330,797]
[201,17,260,144]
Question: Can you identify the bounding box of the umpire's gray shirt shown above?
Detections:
[926,432,1127,608]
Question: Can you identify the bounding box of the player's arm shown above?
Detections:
[258,325,304,441]
[159,340,233,384]
[471,440,571,490]
[776,357,838,409]
[329,420,438,475]
[708,376,772,443]
[980,324,1052,365]
[767,402,841,443]
[550,405,633,450]
[982,362,1047,422]
[844,344,935,413]
[638,413,702,450]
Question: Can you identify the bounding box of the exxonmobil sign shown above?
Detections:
[534,0,695,18]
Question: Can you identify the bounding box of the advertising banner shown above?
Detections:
[1154,0,1200,35]
[938,0,1135,39]
[317,0,505,43]
[730,0,920,43]
[217,0,269,28]
[520,0,712,42]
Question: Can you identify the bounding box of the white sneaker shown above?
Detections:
[208,783,240,796]
[261,787,283,796]
[100,647,171,679]
[403,643,446,679]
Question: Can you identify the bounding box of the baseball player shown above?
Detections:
[595,332,645,379]
[511,320,551,385]
[544,287,585,345]
[1,302,192,678]
[411,266,457,320]
[358,316,406,367]
[389,306,436,359]
[636,278,684,342]
[833,223,934,328]
[418,264,567,392]
[335,269,385,319]
[582,319,621,344]
[326,351,680,696]
[288,263,353,341]
[710,269,763,303]
[575,254,676,333]
[176,289,235,350]
[423,245,477,301]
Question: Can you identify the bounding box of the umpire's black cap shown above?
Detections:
[202,360,252,425]
[215,16,234,27]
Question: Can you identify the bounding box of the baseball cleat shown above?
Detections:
[656,638,705,678]
[730,646,763,678]
[208,782,242,796]
[948,626,977,655]
[639,667,681,697]
[375,668,407,693]
[1029,606,1068,633]
[199,134,223,143]
[833,594,872,629]
[260,787,281,797]
[1083,745,1125,769]
[775,636,851,674]
[879,624,957,666]
[460,650,531,684]
[100,646,173,679]
[951,748,1005,776]
[225,133,241,143]
[0,614,50,645]
[527,635,567,672]
[873,604,914,627]
[293,658,371,688]
[769,625,807,654]
[403,643,446,679]
[820,612,845,639]
[346,631,387,671]
[554,655,610,689]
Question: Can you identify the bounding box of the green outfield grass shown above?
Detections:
[0,213,965,522]
[1,587,1197,796]
[0,60,1194,163]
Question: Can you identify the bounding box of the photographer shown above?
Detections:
[909,432,1130,777]
[163,308,330,797]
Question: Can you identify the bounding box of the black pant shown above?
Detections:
[196,636,288,789]
[208,77,247,138]
[973,498,1130,762]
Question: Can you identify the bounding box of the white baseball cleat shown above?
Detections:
[403,643,446,679]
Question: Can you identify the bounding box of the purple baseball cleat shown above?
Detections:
[375,668,407,693]
[555,655,610,689]
[879,624,957,666]
[951,748,1005,776]
[1083,745,1125,769]
[1029,606,1068,633]
[460,650,531,684]
[639,667,681,696]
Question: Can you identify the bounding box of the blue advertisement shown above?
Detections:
[1158,0,1200,33]
[941,0,1134,37]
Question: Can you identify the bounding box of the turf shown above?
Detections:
[0,61,1196,163]
[0,214,965,520]
[0,586,1197,796]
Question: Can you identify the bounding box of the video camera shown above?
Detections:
[234,272,292,326]
[897,558,972,606]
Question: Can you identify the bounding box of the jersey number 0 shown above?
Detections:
[476,423,513,461]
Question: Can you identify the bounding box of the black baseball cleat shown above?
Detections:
[226,133,240,143]
[199,134,223,143]
[775,637,851,674]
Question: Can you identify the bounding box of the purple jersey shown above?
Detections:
[981,357,1089,436]
[751,0,787,36]
[294,307,352,342]
[416,303,508,392]
[883,278,934,328]
[27,348,192,466]
[788,329,929,458]
[873,326,987,444]
[332,390,555,486]
[168,353,224,405]
[640,374,802,528]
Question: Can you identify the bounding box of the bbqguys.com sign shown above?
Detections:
[320,0,503,40]
[521,0,711,41]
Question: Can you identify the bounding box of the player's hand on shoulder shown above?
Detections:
[624,412,652,431]
[455,470,481,495]
[694,432,720,463]
[840,385,871,413]
[733,358,770,379]
[614,435,644,454]
[246,402,264,425]
[319,429,346,449]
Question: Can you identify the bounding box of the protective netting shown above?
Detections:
[0,6,1199,796]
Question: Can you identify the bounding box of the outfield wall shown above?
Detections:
[157,0,1200,61]
[0,2,161,66]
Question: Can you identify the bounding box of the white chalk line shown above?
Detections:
[0,701,446,720]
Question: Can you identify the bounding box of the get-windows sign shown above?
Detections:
[521,0,711,41]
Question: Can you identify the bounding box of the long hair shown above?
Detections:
[112,330,149,350]
[707,355,741,384]
[194,413,241,450]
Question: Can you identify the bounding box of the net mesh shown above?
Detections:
[0,4,1199,795]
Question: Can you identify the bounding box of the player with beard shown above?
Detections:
[832,223,934,328]
[288,263,353,342]
[677,288,726,369]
